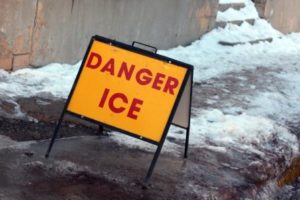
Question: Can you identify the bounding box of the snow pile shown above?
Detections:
[159,29,295,82]
[217,0,258,22]
[216,0,281,43]
[189,109,298,154]
[218,20,282,43]
[0,62,81,99]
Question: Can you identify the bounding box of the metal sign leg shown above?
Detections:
[98,125,104,134]
[184,126,190,158]
[143,144,163,187]
[184,70,193,159]
[45,111,65,158]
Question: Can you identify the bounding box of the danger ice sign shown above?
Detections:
[46,35,193,184]
[67,36,191,143]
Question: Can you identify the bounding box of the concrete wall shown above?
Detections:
[253,0,266,18]
[258,0,300,33]
[0,0,37,70]
[0,0,218,70]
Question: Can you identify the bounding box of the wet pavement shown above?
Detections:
[0,66,299,199]
[0,117,295,200]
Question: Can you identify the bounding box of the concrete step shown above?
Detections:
[218,37,273,46]
[215,18,255,28]
[219,3,246,12]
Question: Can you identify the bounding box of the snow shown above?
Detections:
[189,110,298,154]
[0,62,81,99]
[159,21,284,80]
[0,0,299,157]
[0,135,35,150]
[217,0,258,22]
[160,27,295,82]
[219,0,245,4]
[0,135,18,149]
[248,67,300,122]
[25,160,89,176]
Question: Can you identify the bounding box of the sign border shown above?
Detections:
[66,35,193,145]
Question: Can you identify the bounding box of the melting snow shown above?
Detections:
[0,0,299,155]
[0,135,35,150]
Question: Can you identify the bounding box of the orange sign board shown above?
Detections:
[67,37,190,143]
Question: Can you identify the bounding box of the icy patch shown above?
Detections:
[111,133,156,152]
[249,92,290,120]
[10,141,36,150]
[0,135,34,150]
[248,68,300,122]
[110,109,298,157]
[25,159,128,184]
[110,131,182,155]
[0,135,18,149]
[201,145,227,153]
[25,160,90,176]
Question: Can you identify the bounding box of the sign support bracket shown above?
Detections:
[144,69,193,186]
[132,41,157,53]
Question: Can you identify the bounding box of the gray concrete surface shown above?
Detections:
[0,133,292,199]
[0,0,37,70]
[0,0,218,70]
[257,0,300,33]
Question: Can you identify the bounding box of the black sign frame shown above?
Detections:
[45,35,194,185]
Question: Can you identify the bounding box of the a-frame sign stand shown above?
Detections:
[45,35,193,186]
[143,70,193,185]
